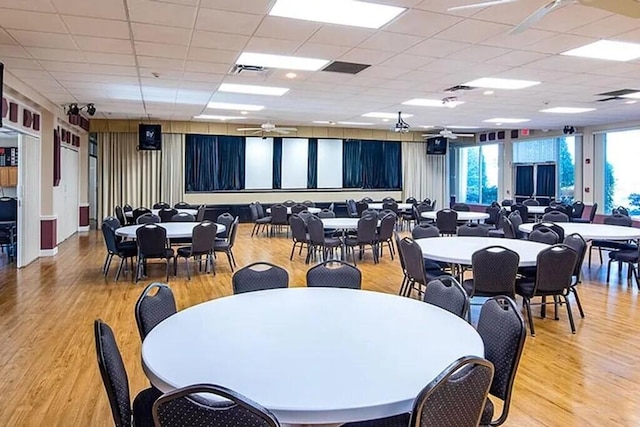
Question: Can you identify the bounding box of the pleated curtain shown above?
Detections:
[402,141,447,206]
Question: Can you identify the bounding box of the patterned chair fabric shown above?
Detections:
[412,224,440,239]
[510,204,528,225]
[171,213,195,222]
[289,214,309,260]
[135,224,175,283]
[176,222,218,279]
[216,213,234,238]
[527,227,559,245]
[571,201,585,219]
[232,262,289,294]
[435,209,458,235]
[214,217,239,271]
[423,275,469,319]
[135,283,177,340]
[463,246,519,299]
[306,260,362,289]
[132,207,151,224]
[306,215,341,263]
[344,215,379,265]
[541,211,570,223]
[476,296,526,427]
[174,202,190,209]
[114,206,126,227]
[507,212,523,239]
[377,214,397,260]
[457,223,489,237]
[101,222,137,281]
[137,213,161,224]
[522,199,539,206]
[451,203,471,212]
[158,208,178,223]
[104,216,121,230]
[153,202,171,209]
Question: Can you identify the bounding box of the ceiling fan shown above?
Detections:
[422,128,475,140]
[449,0,640,34]
[237,122,298,135]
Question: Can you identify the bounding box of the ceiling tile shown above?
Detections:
[0,44,33,58]
[255,16,321,42]
[191,31,249,51]
[244,37,302,56]
[434,19,510,43]
[127,0,197,28]
[195,9,262,35]
[51,0,126,20]
[135,41,187,60]
[293,42,351,59]
[532,4,611,33]
[450,45,511,63]
[184,61,230,74]
[74,36,133,54]
[404,38,469,58]
[486,50,549,67]
[358,31,423,52]
[62,15,130,39]
[84,52,136,66]
[469,0,550,25]
[8,29,76,49]
[200,0,272,14]
[0,29,16,45]
[570,14,640,39]
[357,65,412,79]
[137,56,185,71]
[384,10,461,37]
[524,33,596,55]
[379,53,435,69]
[0,9,67,33]
[1,57,43,70]
[26,47,86,62]
[0,0,56,12]
[182,72,225,83]
[132,23,192,46]
[339,48,396,65]
[309,26,375,47]
[187,47,238,63]
[480,28,557,49]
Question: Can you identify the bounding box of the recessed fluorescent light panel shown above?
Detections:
[465,78,540,90]
[338,121,373,126]
[269,0,405,29]
[218,83,289,96]
[237,52,329,71]
[402,99,464,108]
[206,102,264,111]
[562,40,640,62]
[362,112,414,119]
[194,115,247,120]
[484,118,530,124]
[621,92,640,99]
[540,107,595,114]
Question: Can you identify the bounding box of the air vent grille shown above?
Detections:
[322,61,370,74]
[230,64,271,76]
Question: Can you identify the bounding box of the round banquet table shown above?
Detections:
[416,236,549,267]
[320,217,373,230]
[367,203,413,211]
[142,288,484,426]
[525,206,546,215]
[115,222,225,239]
[519,222,640,241]
[124,208,198,218]
[420,211,490,222]
[266,207,321,215]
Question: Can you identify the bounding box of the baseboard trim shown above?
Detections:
[40,247,58,257]
[78,225,90,232]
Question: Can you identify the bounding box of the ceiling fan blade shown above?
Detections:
[510,0,567,34]
[579,0,640,18]
[448,0,518,11]
[448,134,458,140]
[276,127,298,132]
[422,134,439,137]
[237,127,262,131]
[273,129,290,134]
[456,133,476,137]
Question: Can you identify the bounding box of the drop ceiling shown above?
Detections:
[1,0,640,130]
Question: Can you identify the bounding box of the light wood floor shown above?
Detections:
[0,224,639,426]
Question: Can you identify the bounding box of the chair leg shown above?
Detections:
[165,258,171,282]
[114,257,125,282]
[524,297,535,336]
[102,253,112,275]
[135,257,142,283]
[571,287,585,318]
[226,251,234,272]
[553,295,560,320]
[606,259,613,282]
[104,253,114,276]
[588,246,592,268]
[564,295,576,334]
[185,256,191,280]
[598,247,603,265]
[290,242,297,260]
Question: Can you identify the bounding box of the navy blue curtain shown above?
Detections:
[185,134,218,191]
[536,164,556,197]
[273,137,282,189]
[515,165,534,197]
[362,141,384,189]
[343,139,363,188]
[383,141,402,189]
[307,138,318,189]
[217,136,245,190]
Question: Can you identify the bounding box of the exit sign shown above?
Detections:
[520,129,530,136]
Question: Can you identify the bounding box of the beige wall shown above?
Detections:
[40,111,54,215]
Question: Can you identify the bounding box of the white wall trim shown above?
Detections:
[40,248,58,257]
[78,225,90,232]
[79,202,90,207]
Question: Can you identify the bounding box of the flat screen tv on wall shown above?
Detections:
[426,137,447,155]
[138,124,161,150]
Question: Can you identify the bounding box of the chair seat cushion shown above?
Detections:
[515,278,535,297]
[609,250,639,263]
[342,413,410,427]
[118,246,138,257]
[480,397,495,425]
[214,241,230,250]
[143,248,174,259]
[592,240,636,250]
[424,260,442,271]
[177,246,193,257]
[256,217,272,224]
[132,387,163,427]
[323,237,341,247]
[487,229,505,238]
[119,240,137,250]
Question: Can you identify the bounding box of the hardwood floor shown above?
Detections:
[0,224,639,426]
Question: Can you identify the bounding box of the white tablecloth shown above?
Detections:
[142,288,483,425]
[367,203,413,211]
[420,211,490,221]
[519,222,640,241]
[124,208,197,218]
[266,207,321,215]
[115,222,225,239]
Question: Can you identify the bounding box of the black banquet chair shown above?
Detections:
[152,383,280,427]
[214,217,239,271]
[137,213,161,224]
[344,215,379,265]
[176,221,218,279]
[306,260,362,289]
[101,222,137,281]
[423,275,469,319]
[158,208,178,223]
[94,319,161,427]
[132,207,151,224]
[289,214,309,261]
[135,224,175,283]
[436,209,458,236]
[463,246,520,302]
[232,262,289,294]
[134,282,177,340]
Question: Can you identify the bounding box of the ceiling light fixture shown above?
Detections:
[206,102,264,111]
[240,111,249,115]
[269,0,405,29]
[621,92,640,99]
[193,115,248,120]
[218,83,290,96]
[626,100,638,104]
[540,107,596,114]
[286,72,297,79]
[484,118,530,124]
[237,52,329,71]
[562,40,640,62]
[363,112,414,119]
[483,90,494,95]
[465,77,540,90]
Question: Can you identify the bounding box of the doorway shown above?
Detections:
[18,133,41,268]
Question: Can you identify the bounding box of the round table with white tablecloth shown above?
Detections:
[115,222,225,239]
[124,208,198,218]
[367,203,413,211]
[420,211,489,222]
[266,207,321,215]
[519,222,640,241]
[142,288,483,426]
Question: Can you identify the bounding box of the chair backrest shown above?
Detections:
[228,217,240,248]
[507,211,523,238]
[522,198,539,206]
[114,206,126,227]
[451,203,470,212]
[191,221,218,254]
[355,201,368,216]
[377,214,396,241]
[103,216,121,230]
[430,199,437,211]
[135,283,177,340]
[306,215,325,245]
[249,203,259,222]
[502,217,516,239]
[572,201,585,218]
[159,208,178,222]
[412,224,440,239]
[400,237,428,286]
[0,197,16,222]
[317,209,335,219]
[136,224,167,258]
[528,226,559,245]
[563,233,587,281]
[378,209,397,220]
[476,296,526,426]
[457,223,488,237]
[612,206,629,217]
[306,260,362,289]
[232,262,289,294]
[406,197,417,204]
[533,221,564,242]
[216,213,235,236]
[196,205,206,222]
[423,275,469,319]
[137,213,161,224]
[94,319,132,427]
[255,201,266,218]
[345,199,357,217]
[289,214,307,243]
[356,215,378,243]
[153,202,170,209]
[416,203,433,215]
[270,204,288,225]
[302,200,316,207]
[534,245,577,294]
[283,200,296,207]
[394,231,407,273]
[361,208,378,218]
[382,200,398,213]
[361,197,373,203]
[588,202,598,222]
[102,223,120,254]
[470,246,520,298]
[123,204,133,212]
[541,211,570,223]
[510,204,528,222]
[174,202,190,209]
[604,213,633,227]
[485,206,500,225]
[328,202,335,212]
[291,204,307,214]
[409,356,494,427]
[171,212,195,222]
[436,209,458,234]
[153,383,280,427]
[501,199,513,207]
[132,207,151,223]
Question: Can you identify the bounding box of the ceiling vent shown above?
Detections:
[321,61,370,74]
[444,85,476,93]
[596,88,640,102]
[230,64,272,76]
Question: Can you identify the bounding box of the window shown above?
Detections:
[603,129,640,214]
[455,144,498,204]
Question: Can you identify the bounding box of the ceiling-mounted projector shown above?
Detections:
[392,111,410,133]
